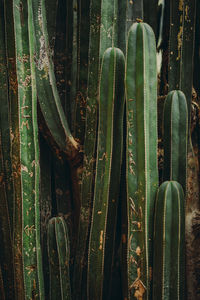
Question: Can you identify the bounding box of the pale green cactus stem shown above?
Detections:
[30,0,79,159]
[163,90,188,194]
[88,47,125,300]
[125,22,158,299]
[13,0,44,298]
[153,181,185,300]
[47,217,71,300]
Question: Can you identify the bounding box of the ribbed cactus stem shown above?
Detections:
[47,217,71,300]
[88,47,125,300]
[125,22,158,300]
[153,181,185,300]
[14,1,45,298]
[163,90,188,193]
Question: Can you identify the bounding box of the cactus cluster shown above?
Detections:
[0,0,198,300]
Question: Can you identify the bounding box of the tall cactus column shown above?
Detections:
[125,22,158,300]
[88,47,125,300]
[13,1,44,298]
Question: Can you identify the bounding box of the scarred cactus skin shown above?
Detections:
[125,22,158,300]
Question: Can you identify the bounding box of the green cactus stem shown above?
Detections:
[30,0,79,159]
[125,22,158,299]
[153,181,185,300]
[73,1,118,298]
[47,217,71,300]
[88,47,125,300]
[4,1,25,298]
[13,0,45,298]
[163,90,188,193]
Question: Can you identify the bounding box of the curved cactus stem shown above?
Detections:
[48,217,71,300]
[125,22,158,299]
[153,181,185,300]
[88,47,125,300]
[13,0,45,298]
[30,0,79,159]
[163,90,188,194]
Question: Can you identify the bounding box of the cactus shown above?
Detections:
[125,22,158,299]
[13,1,45,298]
[4,1,25,298]
[87,47,125,300]
[47,217,71,300]
[153,181,185,300]
[73,1,118,298]
[30,0,79,158]
[163,90,188,193]
[168,0,196,116]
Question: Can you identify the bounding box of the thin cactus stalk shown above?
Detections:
[153,181,185,300]
[13,0,44,298]
[47,217,71,300]
[4,0,25,297]
[30,0,79,158]
[87,47,125,300]
[0,0,14,233]
[163,90,188,193]
[73,1,118,298]
[125,22,158,299]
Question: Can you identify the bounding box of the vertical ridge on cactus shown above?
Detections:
[125,22,158,300]
[153,181,185,300]
[163,90,188,193]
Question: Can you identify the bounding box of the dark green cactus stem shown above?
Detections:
[153,181,185,300]
[14,0,45,298]
[168,0,196,118]
[163,90,188,193]
[4,0,25,297]
[125,22,158,299]
[73,1,118,298]
[47,217,71,300]
[88,47,125,300]
[0,0,14,233]
[126,0,144,34]
[30,0,79,159]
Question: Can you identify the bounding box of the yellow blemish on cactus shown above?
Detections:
[179,0,183,11]
[136,246,141,256]
[99,230,104,250]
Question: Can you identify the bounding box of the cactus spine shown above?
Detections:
[153,181,185,300]
[47,217,71,300]
[163,90,188,193]
[125,22,158,299]
[88,47,125,300]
